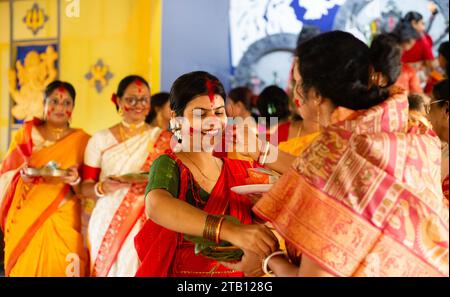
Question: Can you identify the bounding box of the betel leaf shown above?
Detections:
[184,215,244,262]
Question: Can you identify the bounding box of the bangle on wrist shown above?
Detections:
[94,181,105,197]
[69,176,81,186]
[262,251,286,276]
[215,216,226,244]
[203,214,225,244]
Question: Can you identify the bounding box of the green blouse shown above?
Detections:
[145,154,210,208]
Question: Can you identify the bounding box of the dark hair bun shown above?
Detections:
[295,31,401,110]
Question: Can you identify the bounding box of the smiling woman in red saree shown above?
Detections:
[135,71,278,277]
[135,152,256,276]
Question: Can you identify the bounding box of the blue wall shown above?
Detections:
[161,0,232,92]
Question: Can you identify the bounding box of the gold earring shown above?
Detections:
[118,107,124,116]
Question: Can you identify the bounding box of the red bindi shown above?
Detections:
[206,80,217,107]
[134,80,143,93]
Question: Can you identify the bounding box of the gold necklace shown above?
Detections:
[119,122,146,141]
[121,120,145,131]
[183,154,221,182]
[47,126,67,141]
[119,123,147,156]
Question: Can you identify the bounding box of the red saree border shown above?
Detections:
[0,172,21,232]
[0,119,37,174]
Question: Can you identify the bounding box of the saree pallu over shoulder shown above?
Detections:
[2,126,90,276]
[254,93,449,277]
[135,154,254,277]
[0,118,41,175]
[91,128,171,277]
[0,119,41,227]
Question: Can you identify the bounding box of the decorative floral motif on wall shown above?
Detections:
[85,59,114,94]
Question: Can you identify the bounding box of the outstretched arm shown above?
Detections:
[146,189,278,258]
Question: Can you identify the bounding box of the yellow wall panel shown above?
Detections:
[60,0,160,135]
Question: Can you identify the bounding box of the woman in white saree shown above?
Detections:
[81,76,171,277]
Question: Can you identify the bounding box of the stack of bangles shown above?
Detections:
[94,181,106,197]
[203,214,226,244]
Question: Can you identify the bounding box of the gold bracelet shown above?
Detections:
[98,181,105,194]
[215,216,226,244]
[94,181,105,197]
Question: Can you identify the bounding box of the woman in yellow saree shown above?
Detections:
[0,81,90,277]
[227,32,448,277]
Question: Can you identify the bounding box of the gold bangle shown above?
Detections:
[94,181,105,197]
[215,216,225,244]
[98,181,105,194]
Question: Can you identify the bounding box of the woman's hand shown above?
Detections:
[220,249,264,276]
[220,221,279,258]
[62,165,80,185]
[102,178,129,194]
[20,166,39,184]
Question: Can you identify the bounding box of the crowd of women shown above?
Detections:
[0,10,448,277]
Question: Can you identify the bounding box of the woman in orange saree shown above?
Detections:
[227,32,448,277]
[135,71,278,277]
[81,76,171,277]
[0,81,90,277]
